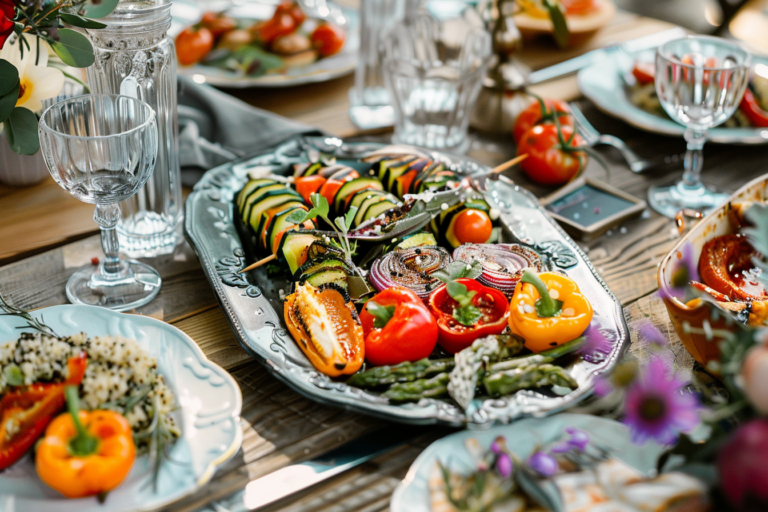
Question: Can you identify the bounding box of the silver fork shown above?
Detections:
[569,102,668,174]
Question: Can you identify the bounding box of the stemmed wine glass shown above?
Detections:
[649,36,751,218]
[39,95,161,311]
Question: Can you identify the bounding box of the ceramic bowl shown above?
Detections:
[657,174,768,368]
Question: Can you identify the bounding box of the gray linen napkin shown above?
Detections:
[177,76,323,186]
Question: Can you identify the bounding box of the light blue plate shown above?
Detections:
[0,305,243,512]
[578,49,768,144]
[390,413,666,512]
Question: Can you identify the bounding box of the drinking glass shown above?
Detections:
[39,95,161,311]
[649,36,751,218]
[382,12,492,153]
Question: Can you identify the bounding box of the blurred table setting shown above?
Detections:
[1,0,768,511]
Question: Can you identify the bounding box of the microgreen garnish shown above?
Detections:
[288,193,359,268]
[434,260,483,283]
[367,301,395,329]
[521,270,563,318]
[446,280,484,327]
[0,293,58,338]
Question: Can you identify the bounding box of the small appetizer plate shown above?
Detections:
[170,0,359,88]
[578,49,768,144]
[185,136,629,426]
[390,413,666,512]
[0,305,242,512]
[658,173,768,369]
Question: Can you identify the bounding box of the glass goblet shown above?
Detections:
[39,95,161,311]
[649,36,751,218]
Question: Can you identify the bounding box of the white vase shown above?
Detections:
[0,133,50,187]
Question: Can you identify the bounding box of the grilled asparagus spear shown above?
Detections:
[483,364,578,397]
[346,358,454,389]
[487,336,586,373]
[448,334,525,410]
[382,373,450,403]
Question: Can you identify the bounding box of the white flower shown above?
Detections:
[0,35,64,113]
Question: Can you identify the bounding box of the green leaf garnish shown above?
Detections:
[3,364,23,387]
[445,280,483,327]
[542,0,570,49]
[345,206,358,232]
[367,301,395,329]
[288,192,330,225]
[434,260,483,283]
[52,29,96,68]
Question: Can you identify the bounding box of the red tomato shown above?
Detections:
[274,0,306,27]
[254,13,296,45]
[200,12,238,39]
[311,23,345,57]
[295,175,327,203]
[513,99,573,143]
[517,124,587,186]
[454,209,493,245]
[561,0,599,15]
[360,288,438,366]
[176,27,214,66]
[632,61,655,85]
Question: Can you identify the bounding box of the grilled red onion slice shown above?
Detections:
[368,246,452,301]
[453,244,542,296]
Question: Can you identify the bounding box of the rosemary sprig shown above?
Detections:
[0,293,58,338]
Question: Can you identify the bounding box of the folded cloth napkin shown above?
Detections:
[177,75,324,186]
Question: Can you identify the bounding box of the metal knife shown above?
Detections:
[197,427,428,512]
[527,26,688,85]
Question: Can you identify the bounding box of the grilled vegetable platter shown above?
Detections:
[185,137,629,426]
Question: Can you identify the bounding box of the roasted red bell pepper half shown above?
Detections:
[360,287,438,366]
[428,278,509,353]
[740,88,768,128]
[0,353,87,470]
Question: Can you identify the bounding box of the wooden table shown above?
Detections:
[0,10,763,512]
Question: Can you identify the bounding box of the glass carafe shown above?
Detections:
[86,0,182,257]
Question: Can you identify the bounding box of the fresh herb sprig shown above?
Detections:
[288,192,358,264]
[433,261,484,327]
[0,293,58,338]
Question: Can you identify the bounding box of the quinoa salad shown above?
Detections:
[0,332,180,447]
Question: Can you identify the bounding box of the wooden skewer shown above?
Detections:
[488,154,528,175]
[238,253,276,274]
[237,154,529,275]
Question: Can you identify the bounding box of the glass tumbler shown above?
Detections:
[649,36,751,218]
[39,95,162,311]
[383,13,492,153]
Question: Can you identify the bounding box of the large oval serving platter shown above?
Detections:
[0,305,242,512]
[184,136,629,426]
[578,49,768,145]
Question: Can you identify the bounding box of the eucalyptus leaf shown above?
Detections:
[59,13,108,29]
[543,0,570,48]
[52,29,95,68]
[80,0,120,19]
[0,60,19,97]
[515,468,564,512]
[0,81,20,124]
[4,107,40,155]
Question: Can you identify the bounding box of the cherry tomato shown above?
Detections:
[295,175,327,203]
[632,61,655,85]
[517,124,587,186]
[274,0,306,27]
[200,12,238,39]
[176,27,214,66]
[513,99,573,143]
[253,14,296,45]
[311,23,345,58]
[561,0,599,15]
[360,288,438,366]
[454,209,493,245]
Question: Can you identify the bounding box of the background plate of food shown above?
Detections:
[390,413,709,512]
[170,0,358,88]
[578,49,768,144]
[514,0,616,47]
[0,304,242,512]
[184,136,629,427]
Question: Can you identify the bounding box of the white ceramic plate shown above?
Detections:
[0,305,242,512]
[390,413,666,512]
[578,49,768,144]
[170,1,358,88]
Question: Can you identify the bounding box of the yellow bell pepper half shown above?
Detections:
[509,271,593,353]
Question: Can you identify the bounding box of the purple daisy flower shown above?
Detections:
[565,427,590,451]
[496,452,513,478]
[637,319,669,347]
[527,451,558,477]
[579,323,614,363]
[659,242,699,302]
[593,377,613,397]
[623,357,700,446]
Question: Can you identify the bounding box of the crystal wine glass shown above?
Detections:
[39,95,161,311]
[649,36,751,218]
